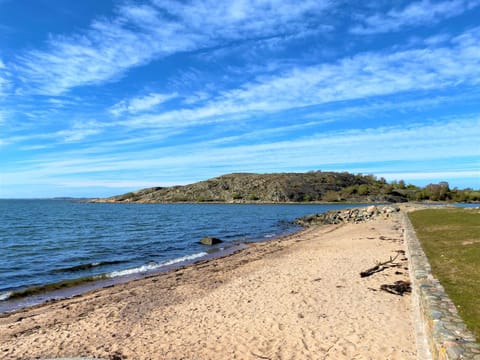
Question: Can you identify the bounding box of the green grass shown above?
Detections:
[409,208,480,339]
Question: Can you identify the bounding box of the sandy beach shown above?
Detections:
[0,211,416,360]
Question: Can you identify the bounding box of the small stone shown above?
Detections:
[445,345,464,359]
[415,270,427,279]
[465,343,480,353]
[366,205,377,214]
[430,310,442,320]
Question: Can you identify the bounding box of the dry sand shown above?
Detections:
[0,212,416,360]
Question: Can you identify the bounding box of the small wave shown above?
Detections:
[0,292,12,301]
[108,252,208,278]
[264,233,276,238]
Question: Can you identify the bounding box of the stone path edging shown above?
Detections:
[402,212,480,359]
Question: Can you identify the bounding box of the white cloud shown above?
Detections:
[110,92,178,116]
[5,116,479,187]
[0,58,10,95]
[47,97,78,107]
[423,33,452,46]
[15,0,332,95]
[0,119,106,147]
[16,19,178,94]
[351,0,480,34]
[119,27,480,129]
[53,120,105,143]
[198,118,480,169]
[153,0,331,39]
[183,91,211,105]
[378,171,480,181]
[55,179,166,189]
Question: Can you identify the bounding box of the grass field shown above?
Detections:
[408,208,480,339]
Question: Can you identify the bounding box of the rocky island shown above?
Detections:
[91,171,411,203]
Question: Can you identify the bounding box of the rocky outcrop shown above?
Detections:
[91,172,409,204]
[295,205,400,226]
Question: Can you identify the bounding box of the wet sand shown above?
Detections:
[0,212,416,359]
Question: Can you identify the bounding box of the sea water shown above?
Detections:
[0,200,362,310]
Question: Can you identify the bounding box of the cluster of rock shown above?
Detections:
[295,205,400,227]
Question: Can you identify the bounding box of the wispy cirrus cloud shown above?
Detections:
[351,0,480,34]
[15,0,332,95]
[4,116,479,192]
[110,92,178,116]
[376,170,479,182]
[0,110,6,125]
[202,117,480,169]
[120,27,480,129]
[55,120,104,143]
[0,58,10,96]
[9,26,479,150]
[15,8,187,95]
[153,0,331,39]
[0,119,105,148]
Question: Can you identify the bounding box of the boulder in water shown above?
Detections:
[199,237,223,245]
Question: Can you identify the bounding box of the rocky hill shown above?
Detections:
[91,171,409,203]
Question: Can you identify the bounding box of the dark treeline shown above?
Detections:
[389,181,480,202]
[310,176,479,203]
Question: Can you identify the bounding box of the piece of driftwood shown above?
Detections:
[360,253,400,277]
[380,280,411,296]
[251,352,271,359]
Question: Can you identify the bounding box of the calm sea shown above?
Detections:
[0,200,363,311]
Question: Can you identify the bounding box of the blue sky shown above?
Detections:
[0,0,479,198]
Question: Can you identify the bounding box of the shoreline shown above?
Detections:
[1,201,373,311]
[0,203,389,314]
[0,203,373,314]
[0,211,417,359]
[0,241,249,315]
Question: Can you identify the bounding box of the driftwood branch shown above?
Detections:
[360,252,400,278]
[251,352,271,360]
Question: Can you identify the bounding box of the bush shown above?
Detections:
[232,193,243,200]
[357,184,370,196]
[322,190,340,202]
[303,195,313,202]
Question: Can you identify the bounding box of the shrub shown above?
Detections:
[322,190,340,202]
[303,195,313,202]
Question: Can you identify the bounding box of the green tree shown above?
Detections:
[357,184,370,196]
